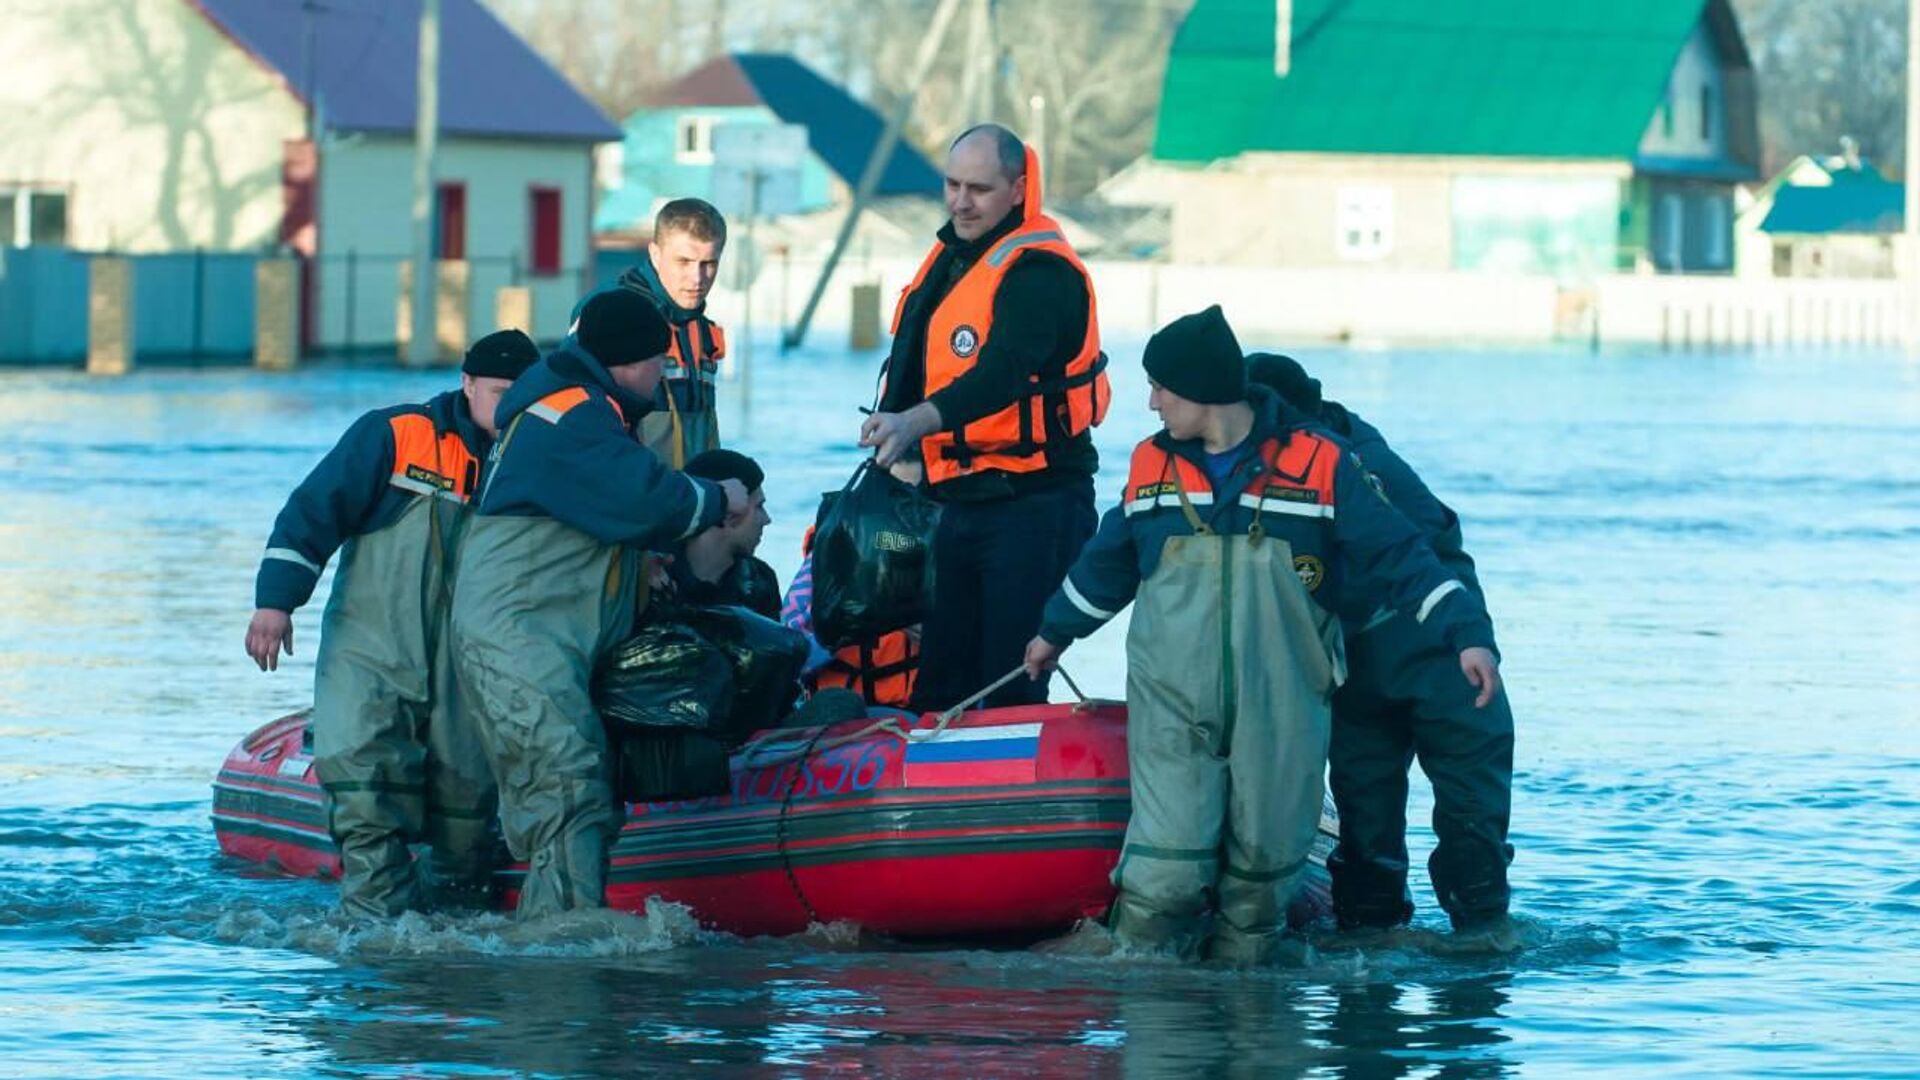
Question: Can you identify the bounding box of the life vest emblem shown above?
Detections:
[950,324,981,358]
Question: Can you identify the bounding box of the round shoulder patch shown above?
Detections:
[1293,554,1326,592]
[950,324,981,358]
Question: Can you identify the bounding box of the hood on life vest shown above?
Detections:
[1020,142,1043,222]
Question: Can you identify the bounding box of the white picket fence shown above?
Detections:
[705,254,1913,351]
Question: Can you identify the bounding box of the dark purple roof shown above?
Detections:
[191,0,619,142]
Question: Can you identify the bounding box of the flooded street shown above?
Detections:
[1,341,1916,1077]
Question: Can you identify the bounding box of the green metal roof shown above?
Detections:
[1155,0,1716,163]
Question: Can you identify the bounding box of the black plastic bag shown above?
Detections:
[679,605,810,733]
[594,624,736,803]
[811,461,941,648]
[595,623,736,733]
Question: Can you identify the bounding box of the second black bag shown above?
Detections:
[679,604,810,732]
[594,622,736,733]
[810,461,941,648]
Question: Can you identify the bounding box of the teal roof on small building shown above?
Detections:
[1156,0,1744,164]
[1760,172,1905,235]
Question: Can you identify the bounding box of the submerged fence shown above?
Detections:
[0,248,616,366]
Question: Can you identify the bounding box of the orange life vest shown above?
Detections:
[799,526,920,707]
[814,632,919,708]
[665,319,726,386]
[890,144,1109,487]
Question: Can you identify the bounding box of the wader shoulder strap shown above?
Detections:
[1169,459,1213,536]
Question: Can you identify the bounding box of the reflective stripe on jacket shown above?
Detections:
[1038,387,1495,655]
[256,390,485,612]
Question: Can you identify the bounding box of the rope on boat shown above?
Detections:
[759,662,1090,929]
[774,719,832,928]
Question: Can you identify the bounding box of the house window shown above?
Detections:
[1702,195,1730,269]
[529,186,562,276]
[1336,186,1393,261]
[1699,86,1712,140]
[1,186,68,247]
[1656,193,1684,269]
[676,116,715,164]
[595,143,625,192]
[435,181,466,260]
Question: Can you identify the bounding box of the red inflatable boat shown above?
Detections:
[212,703,1336,937]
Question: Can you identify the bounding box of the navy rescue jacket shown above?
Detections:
[476,340,726,545]
[254,389,487,613]
[1038,386,1495,655]
[1330,404,1482,595]
[1325,402,1495,646]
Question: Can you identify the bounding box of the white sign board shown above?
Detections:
[711,124,809,219]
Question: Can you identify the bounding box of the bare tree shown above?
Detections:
[843,0,1189,198]
[994,0,1188,196]
[485,0,1186,197]
[1734,0,1907,175]
[483,0,726,121]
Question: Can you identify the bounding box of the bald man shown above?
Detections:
[858,124,1110,712]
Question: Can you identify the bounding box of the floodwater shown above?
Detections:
[0,339,1915,1077]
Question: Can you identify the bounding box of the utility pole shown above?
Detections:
[783,0,968,351]
[709,0,727,59]
[406,0,441,367]
[300,0,322,139]
[741,167,761,423]
[961,0,994,122]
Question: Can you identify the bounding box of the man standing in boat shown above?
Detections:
[603,198,730,469]
[1248,353,1518,946]
[243,329,541,917]
[859,123,1109,712]
[451,291,746,919]
[1023,307,1501,964]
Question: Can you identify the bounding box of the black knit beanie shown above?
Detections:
[461,328,541,380]
[1245,352,1322,415]
[684,448,765,493]
[1143,305,1245,405]
[576,289,671,367]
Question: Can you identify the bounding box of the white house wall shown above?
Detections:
[314,135,596,350]
[1170,154,1629,272]
[0,0,303,252]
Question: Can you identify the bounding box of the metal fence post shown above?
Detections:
[191,248,206,358]
[344,248,358,355]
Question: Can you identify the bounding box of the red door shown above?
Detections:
[529,186,562,276]
[435,182,466,260]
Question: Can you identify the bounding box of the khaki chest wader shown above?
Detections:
[450,412,645,917]
[312,485,495,916]
[1110,465,1346,963]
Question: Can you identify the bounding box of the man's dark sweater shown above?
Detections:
[879,210,1098,503]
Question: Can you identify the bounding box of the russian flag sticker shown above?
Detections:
[901,722,1042,788]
